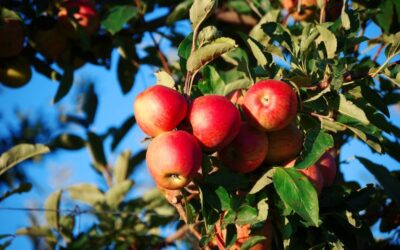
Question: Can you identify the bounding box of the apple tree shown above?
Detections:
[1,0,400,249]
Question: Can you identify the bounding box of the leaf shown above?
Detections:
[316,25,337,59]
[69,184,104,206]
[154,70,175,89]
[178,33,193,73]
[53,66,73,103]
[341,0,351,30]
[223,78,252,96]
[236,205,257,225]
[105,180,134,208]
[255,198,269,222]
[238,32,271,67]
[273,167,319,226]
[198,25,221,46]
[45,190,62,229]
[357,157,400,203]
[16,227,57,242]
[198,65,226,95]
[114,150,131,184]
[0,144,50,176]
[0,8,21,21]
[86,131,107,172]
[249,168,275,194]
[101,5,139,35]
[295,128,334,169]
[80,84,98,125]
[51,133,85,150]
[111,115,136,151]
[375,0,394,34]
[241,236,267,250]
[128,150,146,177]
[117,56,137,94]
[187,37,237,73]
[166,0,193,25]
[200,184,231,211]
[335,94,370,125]
[0,182,32,202]
[189,0,218,31]
[345,125,382,153]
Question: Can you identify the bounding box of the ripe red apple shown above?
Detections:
[243,80,298,132]
[281,0,318,21]
[58,0,99,37]
[188,95,241,151]
[134,85,188,137]
[218,122,268,173]
[298,165,324,194]
[226,89,245,106]
[265,123,303,164]
[316,150,337,187]
[146,131,202,190]
[0,18,24,58]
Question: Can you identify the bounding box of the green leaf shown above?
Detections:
[273,167,319,226]
[86,131,107,172]
[215,186,231,210]
[16,227,57,242]
[345,125,382,153]
[238,32,271,67]
[154,70,175,89]
[249,168,275,194]
[187,37,237,73]
[357,157,400,203]
[375,0,394,33]
[198,65,226,94]
[198,25,221,46]
[114,150,131,184]
[105,180,134,208]
[240,236,267,250]
[189,0,218,31]
[178,33,193,73]
[117,56,137,94]
[45,189,62,229]
[255,198,269,222]
[80,84,98,125]
[111,115,136,151]
[0,182,32,202]
[223,78,252,96]
[316,25,337,59]
[166,0,193,25]
[295,128,334,169]
[335,94,370,125]
[69,184,104,206]
[200,184,231,211]
[0,8,21,21]
[101,5,139,35]
[341,1,351,30]
[51,133,85,150]
[53,66,73,103]
[236,205,257,225]
[0,144,50,176]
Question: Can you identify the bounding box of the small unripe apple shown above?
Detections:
[316,151,337,187]
[243,80,298,132]
[219,122,268,173]
[265,123,303,164]
[188,95,241,151]
[134,85,188,137]
[58,0,99,38]
[226,89,245,106]
[0,56,31,88]
[146,131,202,190]
[0,18,24,58]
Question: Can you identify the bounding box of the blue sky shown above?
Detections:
[0,6,399,249]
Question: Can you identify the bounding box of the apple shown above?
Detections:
[0,56,31,88]
[58,0,99,37]
[146,130,202,190]
[218,122,268,173]
[281,0,317,21]
[0,18,24,58]
[265,123,303,164]
[243,80,298,132]
[226,89,245,106]
[134,85,188,137]
[188,95,241,151]
[316,151,337,187]
[298,165,324,194]
[30,17,68,60]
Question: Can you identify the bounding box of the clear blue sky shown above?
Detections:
[0,7,399,249]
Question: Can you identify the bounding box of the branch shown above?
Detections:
[149,32,172,75]
[214,9,258,27]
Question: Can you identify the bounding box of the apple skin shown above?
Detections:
[188,95,241,151]
[58,0,99,37]
[281,0,317,21]
[298,165,324,195]
[265,123,303,165]
[134,85,188,137]
[243,80,298,132]
[146,130,202,190]
[0,19,24,58]
[218,122,269,173]
[316,151,337,187]
[226,89,245,106]
[0,56,32,88]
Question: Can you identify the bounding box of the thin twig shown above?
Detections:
[372,44,384,62]
[320,0,328,23]
[149,32,172,75]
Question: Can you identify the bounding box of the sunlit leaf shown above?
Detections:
[101,5,139,35]
[45,189,62,229]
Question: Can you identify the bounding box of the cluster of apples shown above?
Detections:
[134,79,337,196]
[0,0,99,88]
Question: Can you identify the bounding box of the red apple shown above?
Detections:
[243,80,298,132]
[58,0,99,37]
[218,122,268,173]
[281,0,318,21]
[298,165,324,195]
[0,18,24,58]
[316,151,337,187]
[134,85,188,137]
[188,95,241,151]
[265,123,303,164]
[226,89,245,106]
[146,131,202,190]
